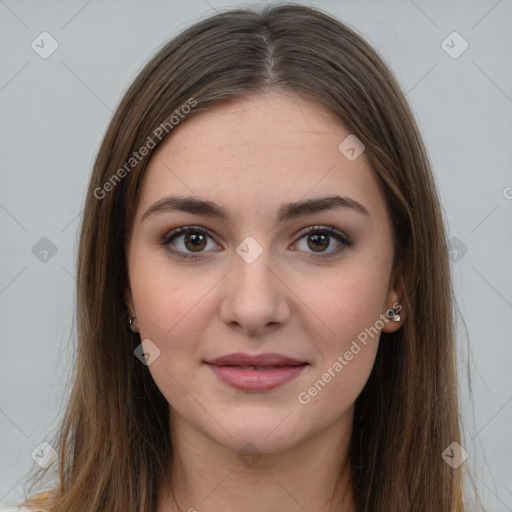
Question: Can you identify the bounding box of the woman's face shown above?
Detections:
[126,92,401,454]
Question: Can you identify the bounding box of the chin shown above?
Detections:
[221,430,302,455]
[199,410,310,455]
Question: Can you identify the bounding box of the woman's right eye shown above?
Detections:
[162,226,220,259]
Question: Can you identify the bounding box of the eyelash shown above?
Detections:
[161,225,351,260]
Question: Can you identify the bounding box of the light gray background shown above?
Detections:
[1,0,511,510]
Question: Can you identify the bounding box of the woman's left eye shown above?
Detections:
[162,225,350,260]
[293,225,351,258]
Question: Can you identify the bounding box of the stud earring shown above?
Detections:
[128,315,136,329]
[392,312,401,322]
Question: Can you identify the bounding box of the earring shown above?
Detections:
[392,312,401,322]
[128,315,136,330]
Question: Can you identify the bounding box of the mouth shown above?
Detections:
[203,353,309,391]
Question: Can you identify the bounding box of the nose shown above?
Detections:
[219,243,291,336]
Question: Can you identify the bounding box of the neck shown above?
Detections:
[157,409,357,512]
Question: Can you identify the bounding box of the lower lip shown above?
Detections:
[205,363,308,391]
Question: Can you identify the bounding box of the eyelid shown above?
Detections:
[161,225,219,248]
[293,224,350,244]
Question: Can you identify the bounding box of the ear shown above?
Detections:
[381,267,405,334]
[124,286,139,333]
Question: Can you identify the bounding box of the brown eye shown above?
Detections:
[182,232,207,252]
[162,226,220,259]
[294,225,351,259]
[307,233,330,252]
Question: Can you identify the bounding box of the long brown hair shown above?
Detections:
[19,3,479,511]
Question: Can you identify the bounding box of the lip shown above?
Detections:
[204,352,308,391]
[206,352,306,367]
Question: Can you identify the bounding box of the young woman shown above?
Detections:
[10,3,479,511]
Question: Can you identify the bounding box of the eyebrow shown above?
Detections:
[141,194,370,223]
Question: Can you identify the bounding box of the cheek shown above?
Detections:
[308,261,390,343]
[129,262,214,413]
[129,255,226,406]
[130,252,215,342]
[296,262,388,404]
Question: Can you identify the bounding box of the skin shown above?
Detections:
[126,91,403,512]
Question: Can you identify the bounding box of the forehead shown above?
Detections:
[151,92,348,173]
[136,92,387,224]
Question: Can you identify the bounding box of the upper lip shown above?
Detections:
[204,353,307,367]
